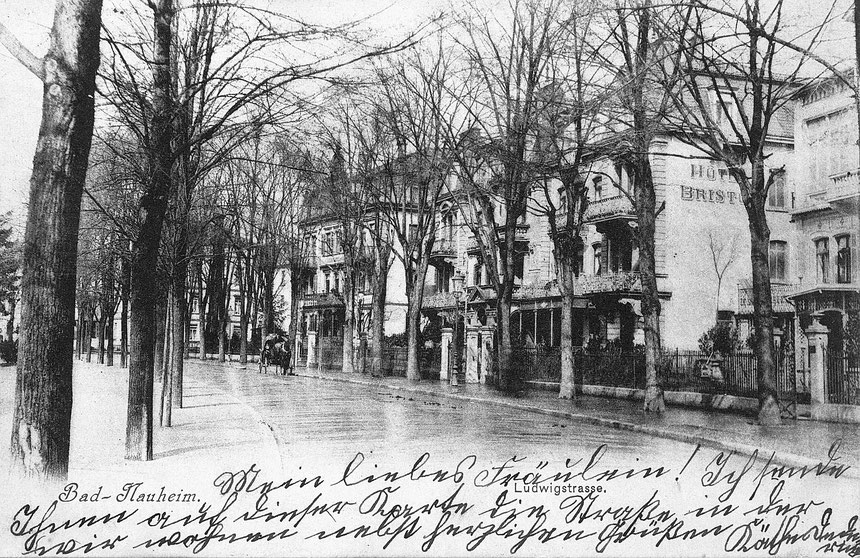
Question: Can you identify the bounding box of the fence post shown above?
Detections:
[805,313,829,416]
[466,327,480,383]
[479,325,495,384]
[440,328,452,382]
[306,330,317,367]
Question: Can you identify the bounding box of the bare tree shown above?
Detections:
[706,229,739,320]
[596,0,695,412]
[666,0,841,424]
[442,0,567,391]
[0,0,103,478]
[530,2,612,399]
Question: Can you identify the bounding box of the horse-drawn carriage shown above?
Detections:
[260,332,292,375]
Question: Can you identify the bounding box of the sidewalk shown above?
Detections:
[0,361,282,487]
[289,364,860,471]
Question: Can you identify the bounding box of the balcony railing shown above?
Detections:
[584,196,635,222]
[576,271,641,295]
[829,169,860,191]
[300,292,344,307]
[737,283,796,314]
[422,291,456,309]
[430,238,456,258]
[826,169,860,213]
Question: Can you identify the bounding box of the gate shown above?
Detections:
[775,348,797,419]
[825,350,860,405]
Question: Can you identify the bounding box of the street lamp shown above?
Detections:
[451,271,465,386]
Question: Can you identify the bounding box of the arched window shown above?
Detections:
[767,171,786,208]
[769,241,787,281]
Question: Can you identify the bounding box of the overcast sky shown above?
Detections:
[0,0,854,229]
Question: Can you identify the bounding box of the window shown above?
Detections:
[767,171,785,209]
[559,191,568,214]
[593,176,603,201]
[437,264,451,293]
[324,272,331,293]
[711,89,741,135]
[837,235,852,283]
[473,261,483,286]
[816,239,829,284]
[593,243,603,275]
[334,272,340,293]
[408,224,419,243]
[514,254,525,283]
[769,241,787,281]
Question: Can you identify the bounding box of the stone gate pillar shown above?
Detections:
[805,313,829,412]
[306,330,317,367]
[466,327,480,383]
[440,327,453,381]
[479,325,495,384]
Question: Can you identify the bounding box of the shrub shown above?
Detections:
[0,340,17,364]
[698,322,740,356]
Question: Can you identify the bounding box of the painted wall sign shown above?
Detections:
[680,185,740,204]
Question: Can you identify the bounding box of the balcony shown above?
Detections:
[422,291,456,309]
[298,253,318,269]
[430,238,456,260]
[300,292,344,308]
[467,224,529,254]
[583,196,635,224]
[576,271,642,295]
[737,283,796,314]
[825,169,860,215]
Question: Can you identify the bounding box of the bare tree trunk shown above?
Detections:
[154,296,167,376]
[120,255,129,368]
[85,312,93,363]
[496,295,513,390]
[238,259,249,365]
[405,304,421,381]
[342,285,355,374]
[126,0,174,461]
[8,0,103,479]
[104,252,116,367]
[287,273,303,370]
[97,315,105,364]
[6,298,16,341]
[743,160,780,425]
[558,265,576,399]
[371,250,390,378]
[76,313,84,360]
[170,250,187,408]
[106,312,114,367]
[196,259,207,360]
[632,157,665,413]
[160,290,173,427]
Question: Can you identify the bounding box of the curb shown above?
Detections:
[291,369,854,477]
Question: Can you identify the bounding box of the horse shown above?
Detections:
[260,332,293,376]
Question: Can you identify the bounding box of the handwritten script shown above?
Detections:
[6,442,859,556]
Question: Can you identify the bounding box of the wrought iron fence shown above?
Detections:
[380,347,408,377]
[825,350,860,405]
[317,346,343,369]
[516,347,797,401]
[512,347,562,382]
[421,346,442,380]
[578,350,645,389]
